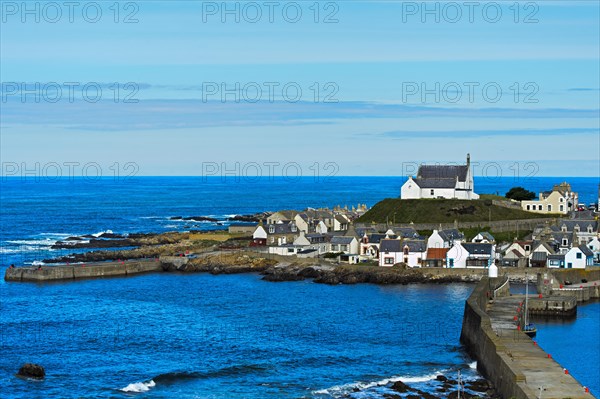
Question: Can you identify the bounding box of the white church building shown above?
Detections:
[401,154,479,200]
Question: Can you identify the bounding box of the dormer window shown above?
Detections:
[269,226,275,234]
[291,224,297,232]
[574,225,580,233]
[588,225,593,233]
[562,238,568,246]
[403,247,409,255]
[561,225,567,232]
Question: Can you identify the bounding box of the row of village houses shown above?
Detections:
[230,208,600,269]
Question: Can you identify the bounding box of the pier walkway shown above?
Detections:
[488,295,592,398]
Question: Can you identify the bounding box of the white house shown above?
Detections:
[293,231,329,255]
[472,232,495,244]
[329,236,358,254]
[427,229,465,249]
[252,222,299,246]
[378,239,426,267]
[588,237,600,262]
[400,154,479,200]
[446,243,494,268]
[564,245,594,269]
[379,239,403,266]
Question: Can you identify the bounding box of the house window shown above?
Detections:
[567,262,572,268]
[403,257,408,264]
[384,257,394,265]
[341,245,348,251]
[547,205,552,212]
[588,226,593,233]
[574,225,580,232]
[560,197,564,202]
[449,259,454,267]
[403,247,409,255]
[560,205,564,212]
[576,253,582,259]
[526,205,530,210]
[525,245,530,251]
[430,189,435,196]
[562,239,568,246]
[269,226,275,234]
[538,205,543,211]
[287,248,295,253]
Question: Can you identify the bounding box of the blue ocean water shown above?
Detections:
[0,176,598,398]
[0,274,479,399]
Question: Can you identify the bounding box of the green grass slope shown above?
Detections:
[357,198,554,224]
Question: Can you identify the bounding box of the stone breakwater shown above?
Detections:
[4,259,162,282]
[460,276,595,399]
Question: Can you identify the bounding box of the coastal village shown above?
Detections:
[227,155,600,270]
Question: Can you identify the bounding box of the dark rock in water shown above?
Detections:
[261,268,305,282]
[298,267,321,279]
[406,395,420,399]
[170,216,183,220]
[435,375,448,382]
[466,379,492,392]
[383,394,402,399]
[184,216,219,222]
[66,236,85,241]
[17,363,45,379]
[390,380,411,393]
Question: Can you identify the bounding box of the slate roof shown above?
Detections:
[578,245,594,257]
[531,252,548,262]
[380,239,402,253]
[264,223,298,235]
[394,227,420,239]
[367,234,388,244]
[462,243,493,255]
[556,220,598,232]
[330,236,355,245]
[439,229,465,242]
[418,164,469,181]
[403,240,427,253]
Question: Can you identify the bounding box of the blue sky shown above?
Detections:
[1,1,599,176]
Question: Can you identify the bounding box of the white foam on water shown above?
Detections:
[469,361,477,369]
[312,371,443,397]
[92,230,114,237]
[6,239,55,246]
[31,261,45,266]
[120,380,156,393]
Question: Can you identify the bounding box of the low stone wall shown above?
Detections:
[4,260,162,282]
[356,217,555,233]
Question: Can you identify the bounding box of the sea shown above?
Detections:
[0,176,598,398]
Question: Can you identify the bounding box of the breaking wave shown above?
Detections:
[120,380,156,393]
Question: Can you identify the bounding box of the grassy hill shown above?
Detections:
[356,198,553,224]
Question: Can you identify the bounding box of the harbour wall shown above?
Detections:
[460,276,535,398]
[4,259,162,282]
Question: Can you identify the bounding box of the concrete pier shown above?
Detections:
[4,259,162,282]
[461,277,595,399]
